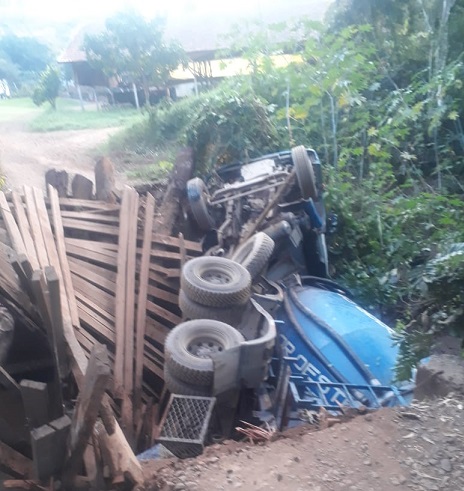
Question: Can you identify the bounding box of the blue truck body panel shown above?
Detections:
[277,286,402,407]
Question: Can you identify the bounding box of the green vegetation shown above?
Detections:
[84,9,185,107]
[0,97,40,122]
[126,160,174,182]
[110,85,278,174]
[29,98,143,132]
[0,34,53,92]
[113,0,464,376]
[32,66,61,110]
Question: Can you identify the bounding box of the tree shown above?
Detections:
[0,51,20,84]
[0,35,52,73]
[32,66,61,110]
[84,10,186,107]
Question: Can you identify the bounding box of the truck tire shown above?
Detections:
[163,365,212,396]
[232,232,275,280]
[187,177,215,231]
[164,319,244,385]
[291,145,317,200]
[181,257,251,307]
[179,290,243,326]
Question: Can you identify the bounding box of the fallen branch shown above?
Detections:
[235,420,276,443]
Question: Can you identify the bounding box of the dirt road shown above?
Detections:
[0,119,118,191]
[145,396,464,491]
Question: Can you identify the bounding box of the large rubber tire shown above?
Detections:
[179,289,243,326]
[164,319,244,385]
[291,145,317,200]
[164,365,212,396]
[231,232,275,280]
[187,177,215,231]
[181,257,251,307]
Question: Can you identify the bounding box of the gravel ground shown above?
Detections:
[142,395,464,491]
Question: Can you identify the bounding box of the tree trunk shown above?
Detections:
[142,74,150,107]
[132,83,140,110]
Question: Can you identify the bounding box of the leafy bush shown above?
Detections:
[126,160,173,182]
[32,66,61,110]
[114,83,279,174]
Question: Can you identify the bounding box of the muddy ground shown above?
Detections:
[143,396,464,491]
[0,119,120,191]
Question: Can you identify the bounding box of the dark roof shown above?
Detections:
[58,0,332,63]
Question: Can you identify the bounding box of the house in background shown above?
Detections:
[58,0,332,105]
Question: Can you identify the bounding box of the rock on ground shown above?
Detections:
[142,395,464,491]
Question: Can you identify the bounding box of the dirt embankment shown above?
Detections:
[144,396,464,491]
[0,120,119,191]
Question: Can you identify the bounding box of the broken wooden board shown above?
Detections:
[63,344,110,486]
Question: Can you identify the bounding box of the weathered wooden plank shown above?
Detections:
[69,255,117,282]
[65,241,118,267]
[66,242,118,267]
[149,249,194,261]
[33,187,61,271]
[58,197,120,210]
[148,270,179,292]
[41,268,70,382]
[145,317,170,346]
[135,193,155,418]
[143,341,165,366]
[63,344,110,487]
[23,187,48,268]
[10,254,35,300]
[11,192,39,271]
[0,192,27,258]
[60,210,120,224]
[147,233,202,253]
[71,274,115,317]
[114,188,130,397]
[30,416,71,482]
[0,440,33,478]
[20,380,50,429]
[147,262,180,278]
[146,300,182,326]
[146,284,179,306]
[61,217,119,237]
[77,302,115,344]
[178,232,187,270]
[64,237,118,252]
[69,258,116,294]
[75,290,115,326]
[94,421,144,488]
[48,185,80,329]
[122,191,138,442]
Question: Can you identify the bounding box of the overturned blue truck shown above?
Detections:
[155,146,412,458]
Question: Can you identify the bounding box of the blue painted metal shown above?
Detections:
[276,285,405,408]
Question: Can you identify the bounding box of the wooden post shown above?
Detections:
[121,191,138,442]
[62,343,110,488]
[114,188,130,397]
[20,380,50,429]
[30,416,71,481]
[44,267,70,380]
[134,194,155,421]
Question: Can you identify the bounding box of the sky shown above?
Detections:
[0,0,332,22]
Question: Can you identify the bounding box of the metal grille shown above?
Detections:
[157,395,216,458]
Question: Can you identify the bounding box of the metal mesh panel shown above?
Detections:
[157,395,216,458]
